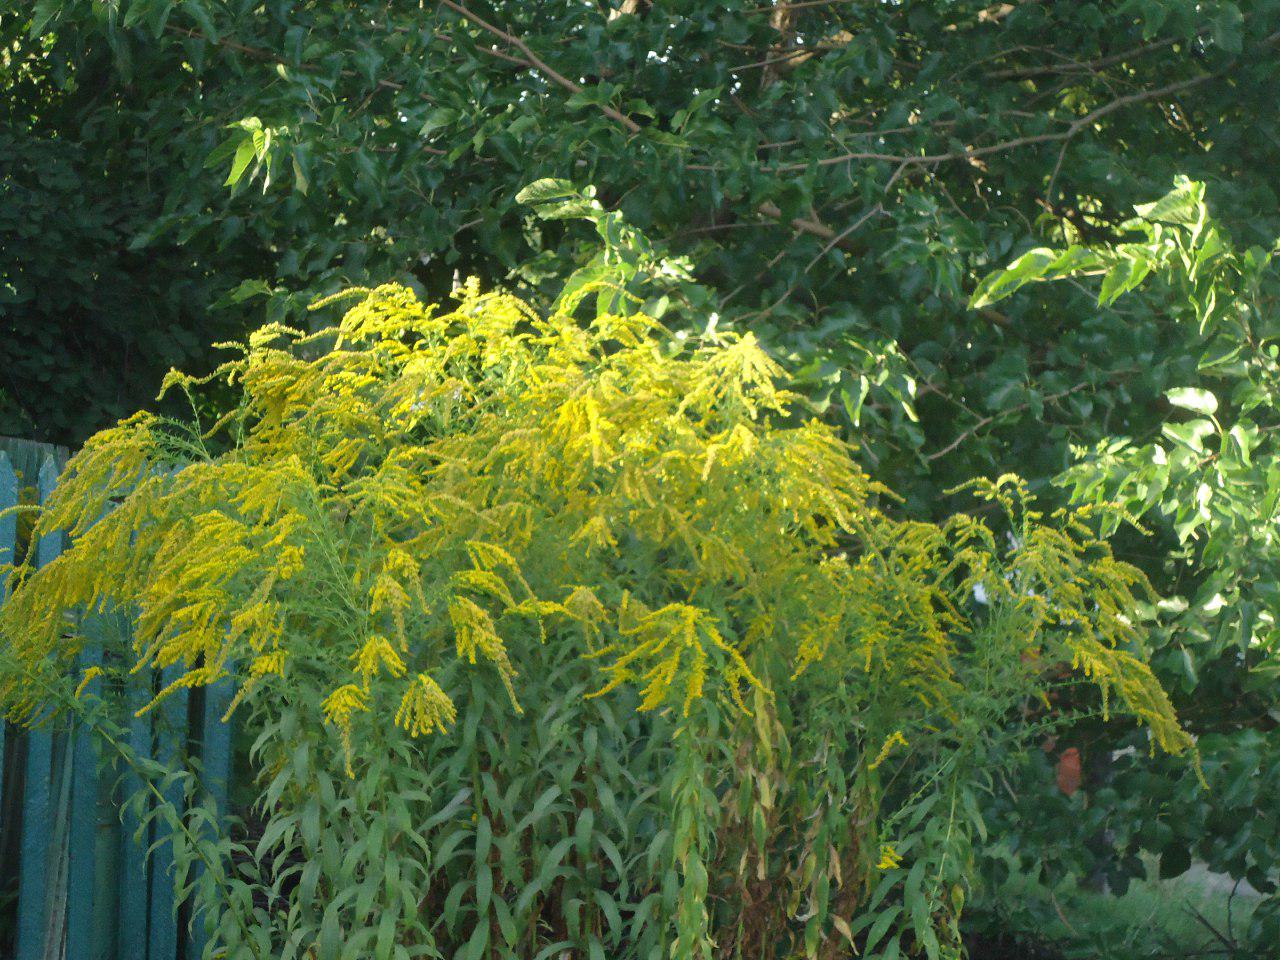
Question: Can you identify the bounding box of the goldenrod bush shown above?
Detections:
[0,279,1192,959]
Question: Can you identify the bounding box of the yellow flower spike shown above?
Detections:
[321,684,369,777]
[449,595,520,711]
[74,666,103,699]
[394,673,457,737]
[877,844,903,871]
[276,544,305,580]
[869,731,909,770]
[351,634,406,688]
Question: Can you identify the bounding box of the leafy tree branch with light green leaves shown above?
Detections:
[969,180,1280,944]
[974,177,1280,682]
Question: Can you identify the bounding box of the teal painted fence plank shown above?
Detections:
[45,739,75,956]
[149,663,188,960]
[187,669,234,960]
[119,668,152,960]
[67,626,105,960]
[0,452,16,832]
[34,454,63,569]
[15,725,53,960]
[0,453,15,584]
[15,456,65,960]
[91,621,127,960]
[4,448,239,960]
[200,673,234,815]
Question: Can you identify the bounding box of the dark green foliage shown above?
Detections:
[0,12,273,443]
[6,0,1280,473]
[0,130,245,443]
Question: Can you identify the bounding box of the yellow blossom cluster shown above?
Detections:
[0,281,1192,775]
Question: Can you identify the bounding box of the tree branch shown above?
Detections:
[437,0,642,134]
[755,201,842,242]
[769,72,1220,173]
[921,371,1142,462]
[987,34,1180,80]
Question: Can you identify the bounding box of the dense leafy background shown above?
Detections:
[5,0,1280,953]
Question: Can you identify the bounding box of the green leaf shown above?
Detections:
[474,815,493,862]
[841,377,871,427]
[29,0,61,36]
[224,138,257,188]
[592,889,623,933]
[1166,388,1218,416]
[1134,177,1205,226]
[970,245,1102,307]
[508,114,539,137]
[1211,3,1244,53]
[292,153,310,195]
[1098,252,1153,306]
[476,862,493,915]
[462,918,489,960]
[1228,421,1260,463]
[516,179,600,222]
[969,247,1057,308]
[1162,419,1215,453]
[863,905,900,954]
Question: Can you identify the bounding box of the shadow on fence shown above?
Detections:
[0,437,235,960]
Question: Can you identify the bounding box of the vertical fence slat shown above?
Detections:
[0,452,16,832]
[119,667,152,960]
[67,619,104,960]
[15,456,65,960]
[187,671,234,960]
[200,676,234,820]
[44,739,74,955]
[33,454,63,570]
[148,663,188,960]
[15,727,53,960]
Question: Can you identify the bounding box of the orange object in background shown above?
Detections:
[1056,747,1082,796]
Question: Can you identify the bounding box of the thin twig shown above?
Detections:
[437,0,642,134]
[804,204,885,272]
[1184,902,1238,954]
[925,380,1096,462]
[744,0,864,12]
[756,200,840,242]
[731,47,815,71]
[987,34,1181,80]
[768,72,1221,173]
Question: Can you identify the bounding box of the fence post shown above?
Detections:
[67,609,107,960]
[148,662,189,960]
[119,666,153,960]
[188,669,234,960]
[15,456,65,960]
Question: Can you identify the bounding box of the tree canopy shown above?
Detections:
[7,0,1280,472]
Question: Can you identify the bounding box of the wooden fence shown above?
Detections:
[0,438,235,960]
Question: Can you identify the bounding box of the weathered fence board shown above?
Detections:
[188,670,234,960]
[119,669,152,960]
[15,455,63,960]
[148,663,187,960]
[67,636,103,960]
